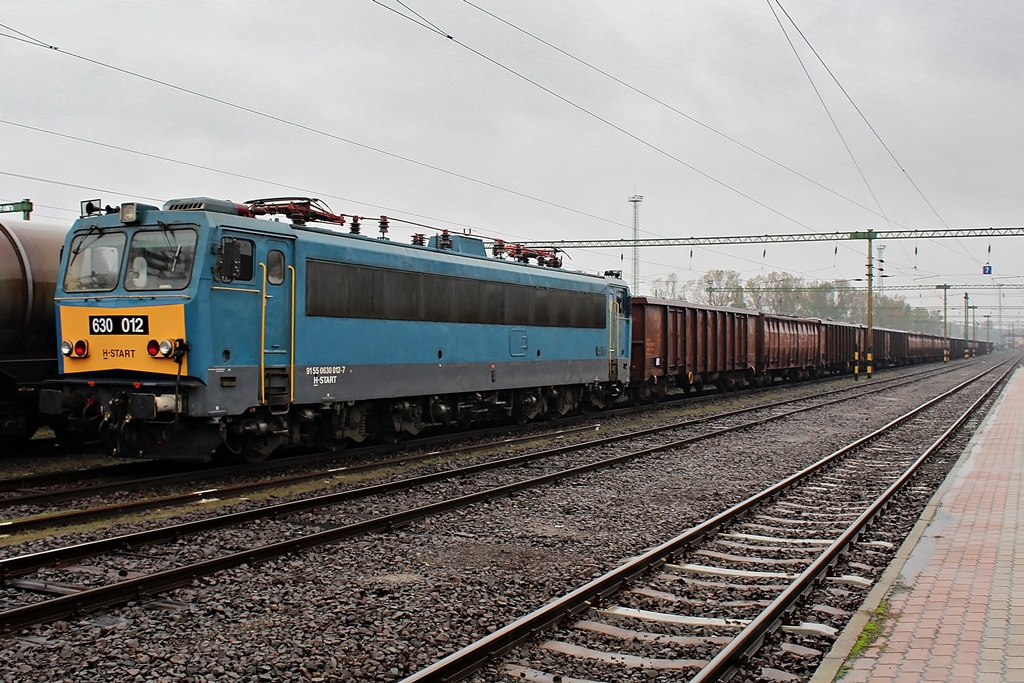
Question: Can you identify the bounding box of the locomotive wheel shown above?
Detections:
[228,435,282,464]
[314,421,350,453]
[240,446,271,465]
[315,434,349,453]
[245,431,283,463]
[221,428,280,464]
[379,431,407,445]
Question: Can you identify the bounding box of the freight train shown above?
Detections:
[0,217,67,446]
[36,197,989,462]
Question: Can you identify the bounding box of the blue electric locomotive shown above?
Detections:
[40,197,630,461]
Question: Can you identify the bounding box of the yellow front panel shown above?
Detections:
[60,304,188,375]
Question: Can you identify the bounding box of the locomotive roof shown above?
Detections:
[69,198,626,288]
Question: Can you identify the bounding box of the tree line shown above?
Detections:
[648,269,945,335]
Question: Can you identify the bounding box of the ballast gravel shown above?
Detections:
[0,361,1001,682]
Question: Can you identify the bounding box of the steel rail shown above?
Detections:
[0,425,601,533]
[0,421,605,509]
[0,360,960,523]
[688,357,1018,682]
[396,358,1013,683]
[0,373,772,504]
[0,362,951,578]
[0,461,160,494]
[0,360,995,634]
[0,358,959,502]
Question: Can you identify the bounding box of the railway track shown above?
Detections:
[0,360,961,498]
[0,362,969,536]
[398,358,1017,682]
[0,358,1002,636]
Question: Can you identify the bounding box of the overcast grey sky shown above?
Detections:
[3,0,1022,323]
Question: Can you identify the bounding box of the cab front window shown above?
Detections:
[64,231,126,292]
[125,228,198,291]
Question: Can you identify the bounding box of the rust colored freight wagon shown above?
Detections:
[629,298,758,401]
[868,327,904,368]
[819,319,863,375]
[759,314,822,381]
[907,331,945,363]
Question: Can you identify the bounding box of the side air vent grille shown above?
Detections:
[162,197,242,215]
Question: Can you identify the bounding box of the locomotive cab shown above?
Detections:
[41,201,219,459]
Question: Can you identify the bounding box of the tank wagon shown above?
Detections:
[40,198,631,462]
[0,218,67,445]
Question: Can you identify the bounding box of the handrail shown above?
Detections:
[259,262,267,405]
[289,264,296,402]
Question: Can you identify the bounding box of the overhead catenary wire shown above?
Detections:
[3,10,1012,293]
[5,9,873,270]
[0,119,645,263]
[0,170,164,204]
[0,119,504,236]
[460,0,1003,284]
[771,2,951,230]
[371,0,822,234]
[767,0,893,236]
[770,0,982,269]
[0,23,630,234]
[459,0,902,238]
[768,1,982,284]
[377,0,981,292]
[372,5,959,297]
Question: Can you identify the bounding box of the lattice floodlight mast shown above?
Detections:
[628,195,643,294]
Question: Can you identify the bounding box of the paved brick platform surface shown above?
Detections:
[813,365,1024,683]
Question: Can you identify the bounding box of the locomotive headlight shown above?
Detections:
[73,340,89,357]
[120,202,140,224]
[61,340,73,356]
[147,339,174,357]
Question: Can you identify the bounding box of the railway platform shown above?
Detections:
[812,364,1024,683]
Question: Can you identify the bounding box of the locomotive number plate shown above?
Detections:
[89,315,150,335]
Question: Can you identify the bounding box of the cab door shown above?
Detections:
[260,239,296,413]
[608,287,631,381]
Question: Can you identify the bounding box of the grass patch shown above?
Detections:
[837,600,893,678]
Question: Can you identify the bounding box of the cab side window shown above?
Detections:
[217,237,254,282]
[267,249,286,285]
